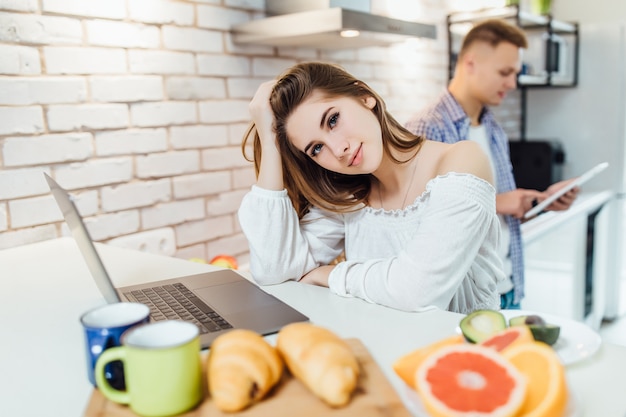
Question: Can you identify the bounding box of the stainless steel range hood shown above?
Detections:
[231,0,436,50]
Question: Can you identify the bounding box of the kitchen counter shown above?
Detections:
[521,190,614,244]
[1,237,626,416]
[521,191,616,328]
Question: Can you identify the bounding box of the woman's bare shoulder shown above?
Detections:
[434,141,493,184]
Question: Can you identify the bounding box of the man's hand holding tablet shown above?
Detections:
[524,162,609,219]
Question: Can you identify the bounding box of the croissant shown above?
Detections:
[207,329,283,412]
[276,322,360,407]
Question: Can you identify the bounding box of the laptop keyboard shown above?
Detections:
[124,283,233,334]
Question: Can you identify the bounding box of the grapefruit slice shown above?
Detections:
[393,335,464,389]
[415,344,526,417]
[480,326,534,353]
[502,341,568,417]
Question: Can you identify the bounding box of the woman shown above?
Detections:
[238,62,504,314]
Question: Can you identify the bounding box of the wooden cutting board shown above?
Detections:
[84,338,412,417]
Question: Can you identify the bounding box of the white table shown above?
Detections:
[2,237,626,417]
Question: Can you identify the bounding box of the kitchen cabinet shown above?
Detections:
[521,191,614,329]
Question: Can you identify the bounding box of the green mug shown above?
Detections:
[95,320,202,417]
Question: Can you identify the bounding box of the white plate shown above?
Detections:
[499,309,602,365]
[403,384,581,417]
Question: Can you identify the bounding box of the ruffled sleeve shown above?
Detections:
[237,185,345,285]
[328,173,502,312]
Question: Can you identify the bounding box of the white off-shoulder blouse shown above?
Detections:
[237,173,505,314]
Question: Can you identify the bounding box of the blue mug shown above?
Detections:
[80,302,150,389]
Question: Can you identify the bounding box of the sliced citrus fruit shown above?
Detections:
[502,341,568,417]
[415,344,526,417]
[393,335,464,389]
[480,326,534,353]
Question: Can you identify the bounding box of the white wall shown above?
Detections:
[553,0,626,24]
[2,0,483,264]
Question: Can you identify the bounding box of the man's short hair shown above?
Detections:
[459,19,528,57]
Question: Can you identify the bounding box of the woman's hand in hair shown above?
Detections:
[251,80,284,191]
[299,265,334,287]
[249,80,278,147]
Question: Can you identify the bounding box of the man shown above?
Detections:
[405,19,578,309]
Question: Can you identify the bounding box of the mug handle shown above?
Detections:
[95,346,130,404]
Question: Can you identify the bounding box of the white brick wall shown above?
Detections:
[201,147,248,170]
[85,210,140,240]
[136,150,200,178]
[1,0,514,269]
[252,57,297,77]
[101,179,171,212]
[175,243,206,262]
[44,47,127,74]
[0,106,44,135]
[54,158,133,189]
[172,171,231,199]
[0,203,6,231]
[224,0,264,12]
[170,125,229,149]
[129,50,196,74]
[108,227,177,256]
[95,128,168,156]
[197,55,251,76]
[197,5,251,31]
[0,77,87,105]
[0,12,82,44]
[128,0,194,25]
[227,77,266,99]
[0,45,41,74]
[3,132,93,166]
[206,189,248,216]
[162,26,223,53]
[0,0,38,12]
[0,167,51,200]
[175,215,233,246]
[142,198,205,229]
[228,123,250,145]
[206,232,249,260]
[198,100,249,123]
[232,167,255,189]
[9,195,63,228]
[0,225,57,248]
[90,76,163,103]
[130,101,197,127]
[165,77,226,100]
[86,20,160,49]
[47,104,129,131]
[72,190,99,216]
[42,0,126,19]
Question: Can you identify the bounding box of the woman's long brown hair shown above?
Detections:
[241,62,424,219]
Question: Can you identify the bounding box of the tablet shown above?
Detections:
[523,162,609,219]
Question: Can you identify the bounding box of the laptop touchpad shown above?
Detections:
[195,281,278,315]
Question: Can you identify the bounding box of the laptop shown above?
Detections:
[44,173,308,348]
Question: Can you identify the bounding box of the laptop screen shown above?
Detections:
[45,173,121,303]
